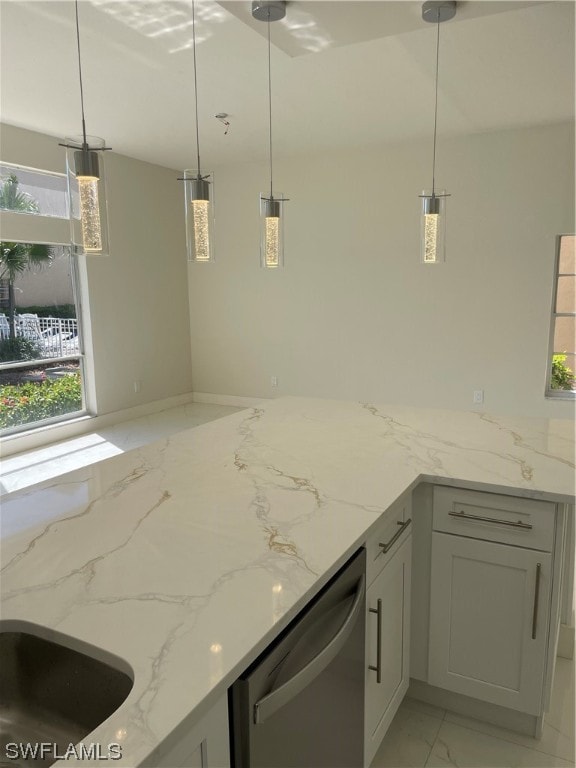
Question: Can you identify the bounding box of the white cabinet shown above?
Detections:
[364,496,412,767]
[428,532,551,715]
[146,694,230,768]
[428,486,557,718]
[366,491,412,585]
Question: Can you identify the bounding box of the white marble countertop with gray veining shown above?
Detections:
[1,397,574,766]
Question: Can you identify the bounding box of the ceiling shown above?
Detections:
[0,1,574,171]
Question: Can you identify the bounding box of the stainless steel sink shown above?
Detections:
[0,624,133,767]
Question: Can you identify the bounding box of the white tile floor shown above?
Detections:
[371,657,575,768]
[2,402,574,768]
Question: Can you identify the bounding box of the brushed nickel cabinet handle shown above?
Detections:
[368,598,382,684]
[532,563,542,640]
[448,510,533,530]
[379,518,412,553]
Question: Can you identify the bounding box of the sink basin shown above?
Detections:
[0,624,133,767]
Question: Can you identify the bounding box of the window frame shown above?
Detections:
[0,162,71,245]
[0,161,89,435]
[545,234,576,400]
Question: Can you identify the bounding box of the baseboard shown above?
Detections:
[0,392,197,458]
[558,623,575,659]
[407,678,540,737]
[192,391,270,408]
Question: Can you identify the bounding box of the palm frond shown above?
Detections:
[26,243,55,269]
[0,241,52,280]
[0,174,40,213]
[0,242,30,280]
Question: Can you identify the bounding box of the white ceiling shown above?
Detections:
[0,0,574,171]
[220,1,545,55]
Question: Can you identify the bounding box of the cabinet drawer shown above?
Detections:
[366,492,412,585]
[433,486,555,552]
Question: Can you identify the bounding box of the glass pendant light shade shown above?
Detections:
[183,170,215,262]
[260,195,284,269]
[420,191,446,264]
[65,135,110,256]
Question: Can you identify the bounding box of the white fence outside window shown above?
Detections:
[0,313,79,358]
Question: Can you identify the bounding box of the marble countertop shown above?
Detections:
[1,397,574,766]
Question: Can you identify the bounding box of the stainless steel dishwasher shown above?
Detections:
[229,548,366,768]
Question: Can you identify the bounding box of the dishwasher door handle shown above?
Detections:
[253,575,366,725]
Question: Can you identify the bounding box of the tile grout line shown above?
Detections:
[442,712,574,764]
[428,715,575,768]
[422,707,448,768]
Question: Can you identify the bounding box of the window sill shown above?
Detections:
[0,412,92,456]
[545,391,576,400]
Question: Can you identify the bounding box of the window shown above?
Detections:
[0,164,86,434]
[546,235,576,398]
[0,162,68,218]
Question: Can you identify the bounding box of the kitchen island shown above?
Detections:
[1,397,574,766]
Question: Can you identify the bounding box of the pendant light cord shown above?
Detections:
[74,0,88,146]
[191,0,202,176]
[431,9,441,195]
[267,15,274,200]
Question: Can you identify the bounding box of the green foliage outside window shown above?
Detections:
[0,373,82,429]
[17,304,76,319]
[551,354,575,390]
[0,337,42,363]
[0,173,39,212]
[0,174,55,340]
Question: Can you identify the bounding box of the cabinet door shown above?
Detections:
[428,532,551,716]
[364,534,412,767]
[148,694,230,768]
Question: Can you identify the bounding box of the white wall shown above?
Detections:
[1,123,193,416]
[188,122,575,418]
[2,122,573,424]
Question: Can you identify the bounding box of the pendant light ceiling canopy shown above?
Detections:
[251,1,286,23]
[422,1,456,24]
[419,0,456,265]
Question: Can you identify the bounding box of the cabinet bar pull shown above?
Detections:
[368,599,382,683]
[532,563,542,640]
[379,518,412,553]
[448,510,532,530]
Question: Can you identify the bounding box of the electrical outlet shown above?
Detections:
[134,380,141,393]
[473,390,484,404]
[271,376,278,388]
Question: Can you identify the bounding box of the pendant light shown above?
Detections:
[61,0,111,256]
[419,0,456,264]
[181,0,215,263]
[252,0,288,269]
